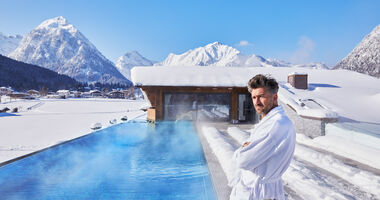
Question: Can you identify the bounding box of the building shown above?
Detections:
[132,66,259,123]
[131,66,339,138]
[89,90,101,97]
[0,87,13,95]
[27,90,40,96]
[56,90,70,98]
[70,90,81,98]
[9,92,28,99]
[108,91,125,99]
[141,85,259,123]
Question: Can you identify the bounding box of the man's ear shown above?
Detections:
[273,93,278,104]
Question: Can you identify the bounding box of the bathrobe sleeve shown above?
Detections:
[232,120,287,170]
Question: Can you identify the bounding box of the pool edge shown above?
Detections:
[194,122,231,200]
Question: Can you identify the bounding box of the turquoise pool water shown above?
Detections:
[0,121,217,199]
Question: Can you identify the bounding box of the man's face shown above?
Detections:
[251,87,278,117]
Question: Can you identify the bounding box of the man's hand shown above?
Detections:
[242,141,251,147]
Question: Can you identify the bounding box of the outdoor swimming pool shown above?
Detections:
[0,121,217,199]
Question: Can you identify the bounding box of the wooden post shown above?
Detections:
[231,89,238,121]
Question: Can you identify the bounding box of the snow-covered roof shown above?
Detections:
[131,66,255,87]
[57,90,70,93]
[89,90,101,93]
[288,72,308,75]
[132,66,380,123]
[0,87,13,91]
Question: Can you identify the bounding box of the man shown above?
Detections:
[229,74,296,200]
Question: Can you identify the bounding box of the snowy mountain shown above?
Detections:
[115,51,154,79]
[335,24,380,78]
[155,42,250,66]
[294,62,330,69]
[0,33,22,56]
[155,42,328,69]
[9,16,131,85]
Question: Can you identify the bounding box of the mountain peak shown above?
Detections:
[124,50,141,57]
[53,16,67,23]
[155,42,243,66]
[116,51,154,79]
[37,16,72,30]
[207,41,223,46]
[373,24,380,32]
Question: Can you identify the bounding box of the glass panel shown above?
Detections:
[163,93,231,122]
[238,93,257,123]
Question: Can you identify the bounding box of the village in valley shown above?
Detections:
[0,85,140,102]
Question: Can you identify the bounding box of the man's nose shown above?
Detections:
[253,97,260,105]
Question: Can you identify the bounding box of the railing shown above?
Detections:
[326,122,380,150]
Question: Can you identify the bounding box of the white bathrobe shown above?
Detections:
[229,106,296,200]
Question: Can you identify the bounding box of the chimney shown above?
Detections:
[288,72,308,89]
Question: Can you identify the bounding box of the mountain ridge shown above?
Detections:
[155,41,329,69]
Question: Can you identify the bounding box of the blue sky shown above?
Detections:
[0,0,379,66]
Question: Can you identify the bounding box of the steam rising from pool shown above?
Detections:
[0,122,216,199]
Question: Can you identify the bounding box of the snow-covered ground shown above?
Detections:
[0,98,147,163]
[200,124,380,200]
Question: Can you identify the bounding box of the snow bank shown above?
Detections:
[326,123,380,151]
[226,126,250,145]
[283,160,350,200]
[297,133,380,170]
[294,144,380,198]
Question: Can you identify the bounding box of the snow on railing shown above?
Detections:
[278,86,338,120]
[227,127,250,145]
[201,126,238,181]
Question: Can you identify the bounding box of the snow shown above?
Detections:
[0,32,22,56]
[0,98,147,163]
[132,66,380,123]
[297,130,380,169]
[278,86,338,119]
[288,72,308,75]
[201,126,237,181]
[200,124,380,199]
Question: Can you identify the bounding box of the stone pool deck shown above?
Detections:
[195,122,253,200]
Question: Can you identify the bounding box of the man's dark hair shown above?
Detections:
[248,74,279,94]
